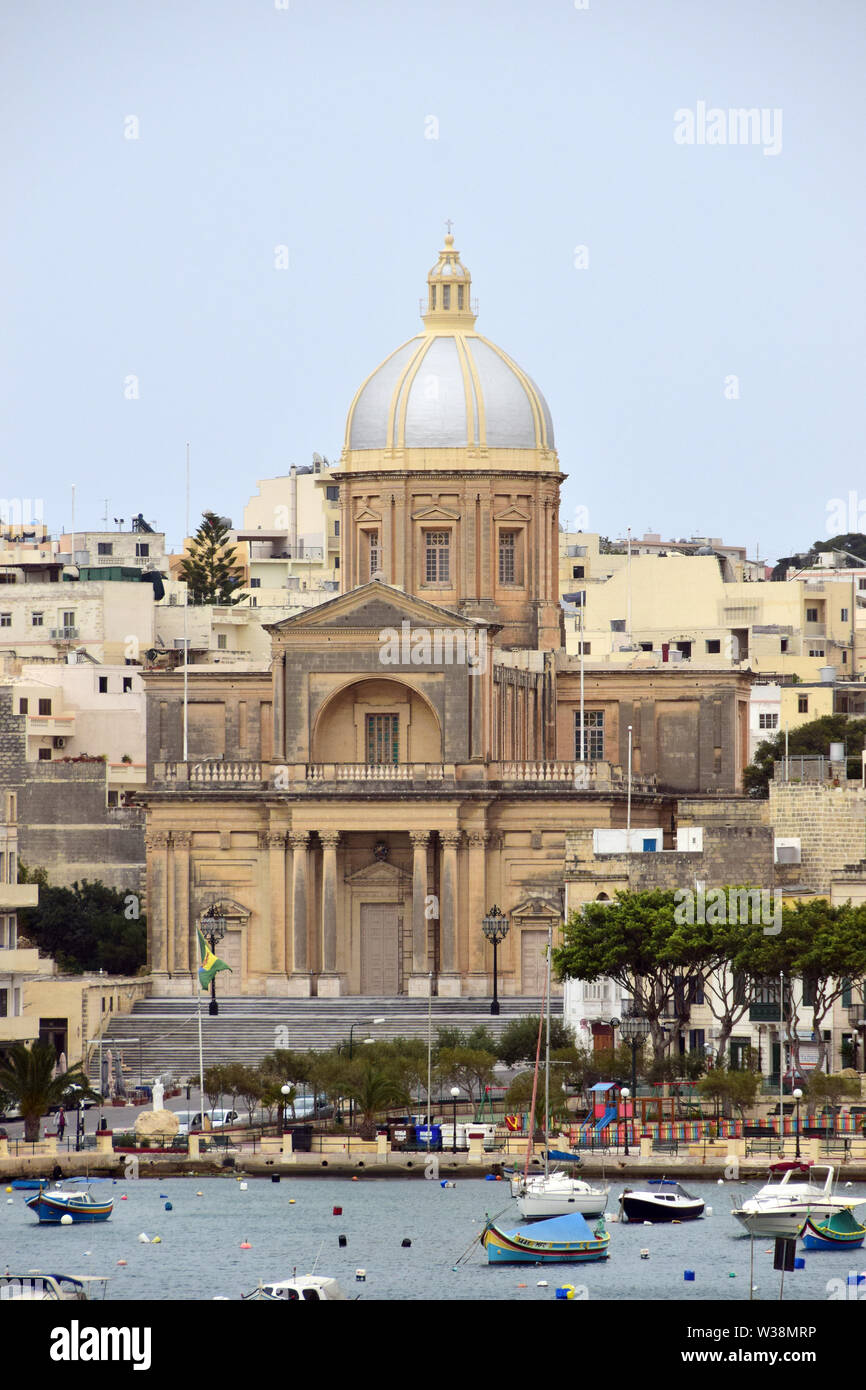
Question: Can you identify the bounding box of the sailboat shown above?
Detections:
[512,928,609,1221]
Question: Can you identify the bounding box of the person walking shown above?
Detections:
[56,1107,66,1143]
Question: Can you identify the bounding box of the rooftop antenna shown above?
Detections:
[102,500,110,529]
[183,443,190,762]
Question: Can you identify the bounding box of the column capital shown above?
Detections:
[265,830,287,849]
[409,830,431,848]
[467,830,490,849]
[319,831,342,850]
[288,830,311,850]
[145,830,170,850]
[171,831,192,850]
[439,830,462,850]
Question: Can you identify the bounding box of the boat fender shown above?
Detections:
[289,1198,296,1204]
[339,1234,347,1248]
[121,1194,128,1200]
[117,1260,127,1266]
[240,1241,251,1249]
[705,1207,713,1216]
[5,1199,11,1205]
[138,1233,150,1243]
[164,1202,173,1211]
[333,1206,342,1215]
[239,1182,248,1191]
[401,1238,411,1247]
[60,1214,73,1225]
[152,1236,161,1244]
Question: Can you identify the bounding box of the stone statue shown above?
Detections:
[152,1079,164,1112]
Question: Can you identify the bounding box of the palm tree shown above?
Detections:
[340,1061,410,1138]
[0,1043,97,1143]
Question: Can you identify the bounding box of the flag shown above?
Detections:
[197,925,232,990]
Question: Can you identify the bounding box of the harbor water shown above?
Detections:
[3,1175,866,1301]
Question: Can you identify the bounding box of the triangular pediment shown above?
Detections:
[354,505,382,522]
[511,895,562,920]
[265,580,488,637]
[344,859,411,886]
[411,504,462,523]
[492,504,531,523]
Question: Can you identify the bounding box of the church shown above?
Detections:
[141,235,749,1000]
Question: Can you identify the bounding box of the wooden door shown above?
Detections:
[520,930,548,994]
[360,904,400,994]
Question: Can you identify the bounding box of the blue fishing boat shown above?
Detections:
[11,1179,50,1191]
[481,1211,610,1264]
[25,1179,113,1225]
[801,1208,866,1251]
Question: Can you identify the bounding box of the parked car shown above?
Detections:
[174,1108,240,1134]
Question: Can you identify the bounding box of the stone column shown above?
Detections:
[172,832,191,979]
[466,831,489,979]
[145,830,170,983]
[438,831,461,996]
[318,831,342,996]
[408,830,431,994]
[267,831,287,984]
[288,831,311,996]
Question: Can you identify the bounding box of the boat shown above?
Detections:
[0,1273,110,1301]
[546,1148,583,1167]
[619,1180,705,1223]
[241,1276,351,1301]
[482,1211,610,1264]
[10,1179,50,1191]
[25,1179,114,1225]
[515,1169,610,1219]
[801,1209,866,1251]
[731,1163,863,1240]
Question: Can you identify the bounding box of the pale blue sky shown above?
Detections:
[2,0,864,561]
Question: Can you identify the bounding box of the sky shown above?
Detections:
[2,0,864,562]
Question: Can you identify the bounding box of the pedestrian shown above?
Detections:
[56,1107,65,1142]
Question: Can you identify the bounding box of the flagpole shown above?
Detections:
[197,976,205,1138]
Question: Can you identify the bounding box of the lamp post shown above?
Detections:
[619,1013,650,1148]
[793,1087,803,1160]
[621,1086,631,1157]
[280,1083,291,1137]
[347,1017,385,1130]
[482,906,509,1016]
[451,1086,460,1154]
[201,905,228,1016]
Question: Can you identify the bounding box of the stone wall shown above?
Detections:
[565,819,776,903]
[768,781,866,893]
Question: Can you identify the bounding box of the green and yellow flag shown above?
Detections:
[197,926,232,990]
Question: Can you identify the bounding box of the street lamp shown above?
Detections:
[481,906,510,1016]
[347,1017,385,1129]
[619,1013,651,1127]
[201,905,228,1016]
[451,1086,460,1154]
[67,1084,83,1153]
[621,1086,631,1157]
[793,1087,803,1160]
[280,1082,291,1137]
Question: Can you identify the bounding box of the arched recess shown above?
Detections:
[310,676,443,764]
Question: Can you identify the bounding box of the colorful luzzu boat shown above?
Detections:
[25,1180,114,1225]
[481,1211,610,1264]
[801,1208,866,1251]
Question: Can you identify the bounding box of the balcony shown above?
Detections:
[26,714,75,740]
[0,883,39,911]
[749,1002,781,1022]
[0,945,41,973]
[49,627,79,641]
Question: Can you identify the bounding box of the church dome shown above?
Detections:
[343,234,555,460]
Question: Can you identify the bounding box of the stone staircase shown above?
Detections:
[89,996,563,1084]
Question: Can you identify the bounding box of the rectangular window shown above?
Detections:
[334,520,340,537]
[574,709,604,760]
[135,542,149,558]
[0,989,7,1018]
[808,647,824,658]
[842,978,853,1008]
[576,641,591,656]
[367,530,380,578]
[37,747,51,760]
[0,613,10,627]
[97,542,113,556]
[802,976,817,1007]
[805,607,818,622]
[217,634,227,650]
[780,638,789,652]
[758,713,779,730]
[325,486,339,502]
[424,530,450,584]
[249,577,261,588]
[31,612,43,626]
[798,695,808,713]
[572,565,584,578]
[457,284,464,310]
[61,610,75,629]
[610,619,626,633]
[705,639,721,654]
[841,608,849,622]
[859,578,866,591]
[442,285,451,310]
[366,712,400,765]
[122,676,133,693]
[18,697,27,714]
[98,677,108,693]
[498,531,517,584]
[38,698,51,715]
[675,641,692,659]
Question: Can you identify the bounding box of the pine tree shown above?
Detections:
[179,511,245,605]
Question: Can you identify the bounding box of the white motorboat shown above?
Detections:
[619,1180,705,1223]
[0,1273,110,1301]
[731,1162,863,1239]
[241,1275,351,1301]
[516,1170,610,1219]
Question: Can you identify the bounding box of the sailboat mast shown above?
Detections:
[544,924,552,1178]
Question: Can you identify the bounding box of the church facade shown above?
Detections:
[140,236,749,1000]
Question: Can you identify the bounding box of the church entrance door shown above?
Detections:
[360,904,401,994]
[521,930,548,994]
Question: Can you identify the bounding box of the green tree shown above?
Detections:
[231,1066,263,1125]
[504,1069,571,1124]
[435,1047,498,1104]
[805,1071,861,1120]
[496,1015,576,1067]
[0,1044,97,1143]
[17,868,146,975]
[743,715,866,798]
[339,1059,410,1138]
[179,511,245,605]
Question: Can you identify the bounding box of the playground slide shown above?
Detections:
[594,1106,618,1132]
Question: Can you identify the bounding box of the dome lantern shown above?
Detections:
[421,228,477,329]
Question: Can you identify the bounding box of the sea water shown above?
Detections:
[3,1176,865,1301]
